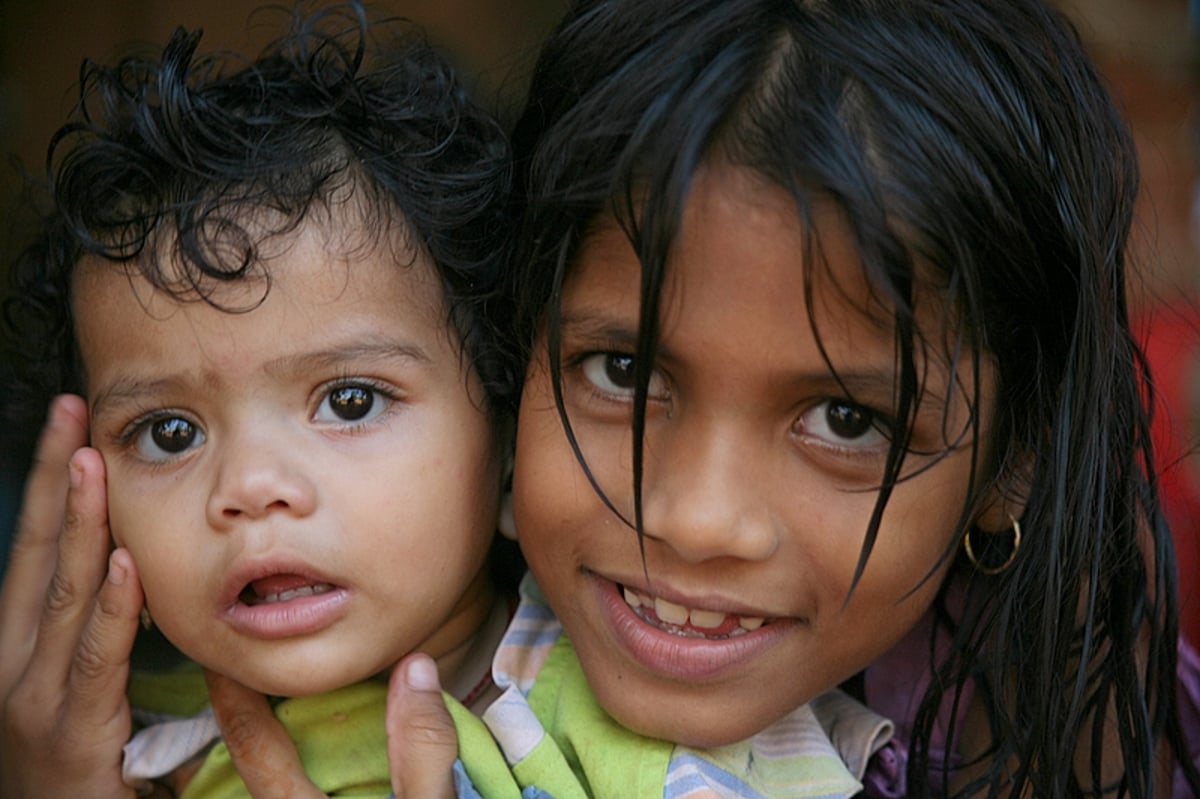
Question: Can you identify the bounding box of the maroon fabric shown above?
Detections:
[1137,300,1200,649]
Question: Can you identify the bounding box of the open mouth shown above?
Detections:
[239,574,336,607]
[620,584,768,639]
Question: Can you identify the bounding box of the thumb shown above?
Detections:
[386,654,458,799]
[204,670,325,799]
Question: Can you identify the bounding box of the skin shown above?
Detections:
[70,215,504,699]
[512,162,1014,748]
[0,409,458,798]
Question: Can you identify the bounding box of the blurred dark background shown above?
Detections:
[0,0,1197,611]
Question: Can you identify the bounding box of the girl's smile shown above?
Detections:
[595,573,793,681]
[512,162,1011,748]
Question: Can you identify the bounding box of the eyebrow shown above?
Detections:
[558,310,641,349]
[89,337,433,418]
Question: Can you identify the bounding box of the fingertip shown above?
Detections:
[51,394,89,429]
[393,652,446,695]
[106,548,137,588]
[404,654,441,693]
[105,550,128,586]
[67,446,104,475]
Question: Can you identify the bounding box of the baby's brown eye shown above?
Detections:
[132,414,206,461]
[150,417,198,453]
[328,386,374,421]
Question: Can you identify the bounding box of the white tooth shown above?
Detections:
[279,586,313,602]
[739,616,765,631]
[654,597,689,625]
[688,608,726,629]
[622,587,642,608]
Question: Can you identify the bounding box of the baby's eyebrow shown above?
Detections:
[90,376,182,419]
[89,338,433,418]
[261,339,432,376]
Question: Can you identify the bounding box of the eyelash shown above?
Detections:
[564,349,899,454]
[567,350,671,406]
[312,377,405,431]
[114,407,205,466]
[791,398,896,457]
[111,377,405,457]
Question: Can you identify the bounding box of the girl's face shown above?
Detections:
[75,216,503,697]
[513,163,1010,747]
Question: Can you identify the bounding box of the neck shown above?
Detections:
[423,574,507,711]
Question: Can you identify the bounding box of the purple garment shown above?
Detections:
[860,606,965,797]
[860,607,1200,798]
[1175,638,1200,799]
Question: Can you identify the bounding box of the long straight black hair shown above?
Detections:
[507,0,1198,796]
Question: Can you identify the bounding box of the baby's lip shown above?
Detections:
[221,557,342,609]
[239,574,337,606]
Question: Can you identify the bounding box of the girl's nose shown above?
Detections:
[206,428,318,528]
[640,416,782,563]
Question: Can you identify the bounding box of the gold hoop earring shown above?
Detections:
[140,606,154,631]
[963,515,1022,575]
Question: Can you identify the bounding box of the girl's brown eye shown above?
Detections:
[795,398,889,453]
[603,354,635,390]
[825,400,874,439]
[580,352,670,400]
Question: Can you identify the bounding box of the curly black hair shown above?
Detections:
[2,2,514,429]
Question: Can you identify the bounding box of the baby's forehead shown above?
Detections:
[73,198,431,301]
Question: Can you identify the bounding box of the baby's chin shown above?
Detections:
[182,650,391,699]
[220,669,387,698]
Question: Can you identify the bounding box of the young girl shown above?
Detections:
[1,6,522,797]
[463,0,1200,796]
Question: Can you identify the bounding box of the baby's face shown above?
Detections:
[74,220,502,696]
[513,162,1006,746]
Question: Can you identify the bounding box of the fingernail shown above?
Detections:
[107,550,127,585]
[69,456,83,488]
[406,657,441,692]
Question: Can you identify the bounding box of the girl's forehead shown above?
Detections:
[567,161,969,374]
[575,165,894,317]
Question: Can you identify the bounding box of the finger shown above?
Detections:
[0,558,138,799]
[60,548,142,745]
[19,448,112,695]
[0,395,89,690]
[204,670,327,799]
[386,654,458,799]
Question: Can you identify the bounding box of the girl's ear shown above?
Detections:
[498,489,517,540]
[497,451,517,540]
[965,459,1032,575]
[972,456,1033,533]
